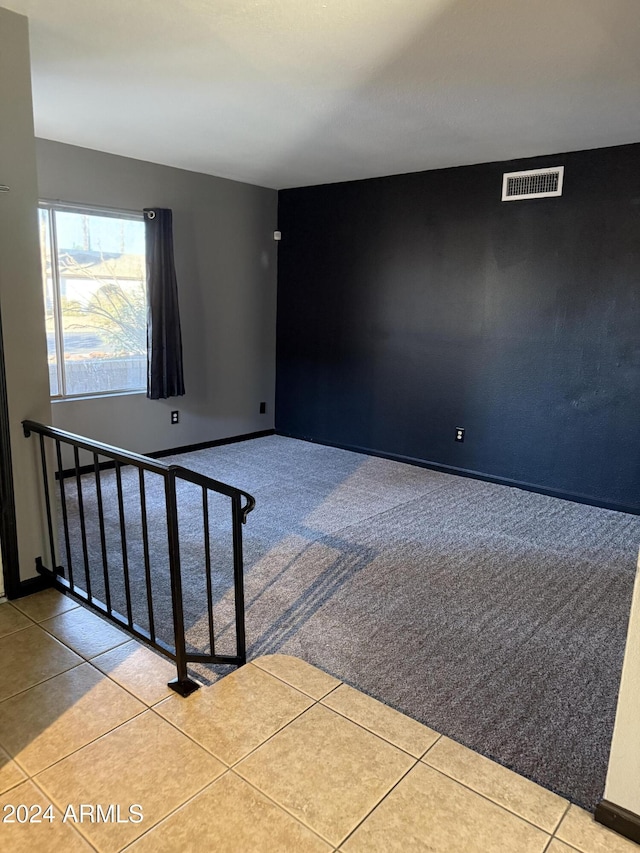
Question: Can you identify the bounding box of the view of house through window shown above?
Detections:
[39,204,147,397]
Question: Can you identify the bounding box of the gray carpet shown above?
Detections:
[57,435,640,811]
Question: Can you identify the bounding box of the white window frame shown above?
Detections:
[39,201,147,400]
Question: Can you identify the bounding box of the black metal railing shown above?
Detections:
[23,420,255,697]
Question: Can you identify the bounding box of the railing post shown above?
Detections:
[231,493,247,665]
[37,433,58,574]
[165,468,200,697]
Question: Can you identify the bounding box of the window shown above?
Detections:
[39,204,147,398]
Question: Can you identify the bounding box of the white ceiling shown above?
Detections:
[4,0,640,189]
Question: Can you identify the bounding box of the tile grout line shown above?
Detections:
[338,758,557,850]
[12,614,262,844]
[153,689,317,770]
[550,799,572,837]
[232,755,358,850]
[0,598,41,636]
[1,640,148,710]
[31,733,227,853]
[0,659,86,706]
[2,603,132,682]
[229,695,423,775]
[248,668,449,763]
[32,604,165,693]
[543,834,584,853]
[36,612,130,662]
[335,754,422,848]
[0,780,28,798]
[0,619,38,637]
[3,596,327,828]
[0,625,38,641]
[115,767,235,852]
[0,772,30,798]
[148,664,319,767]
[421,762,557,837]
[318,696,441,760]
[8,594,179,708]
[430,738,578,818]
[541,836,554,853]
[0,695,570,853]
[225,768,339,850]
[216,669,435,840]
[255,663,493,768]
[7,596,59,617]
[27,773,101,852]
[10,601,80,624]
[250,658,342,701]
[85,649,180,710]
[319,682,344,700]
[0,653,158,779]
[419,732,443,759]
[418,733,572,826]
[229,701,432,848]
[14,706,149,780]
[198,690,433,847]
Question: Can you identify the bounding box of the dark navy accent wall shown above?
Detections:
[276,144,640,511]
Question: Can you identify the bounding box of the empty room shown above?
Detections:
[0,2,639,851]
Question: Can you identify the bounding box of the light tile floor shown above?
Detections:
[0,590,637,852]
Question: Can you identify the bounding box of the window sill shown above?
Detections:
[51,390,146,403]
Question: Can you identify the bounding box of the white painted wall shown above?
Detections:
[604,551,640,815]
[0,8,53,582]
[35,140,278,457]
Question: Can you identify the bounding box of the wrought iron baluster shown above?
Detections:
[115,461,133,628]
[55,439,74,589]
[202,486,215,657]
[38,434,57,573]
[165,469,199,696]
[231,493,247,664]
[73,446,92,600]
[93,453,112,613]
[139,467,156,643]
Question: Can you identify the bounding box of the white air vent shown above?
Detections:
[501,166,564,201]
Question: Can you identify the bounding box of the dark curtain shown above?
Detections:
[144,208,185,399]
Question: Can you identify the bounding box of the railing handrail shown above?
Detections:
[22,419,256,522]
[171,465,255,522]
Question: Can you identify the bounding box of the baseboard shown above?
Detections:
[149,429,275,459]
[57,459,116,480]
[58,429,277,478]
[595,799,640,844]
[276,432,640,516]
[11,572,54,600]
